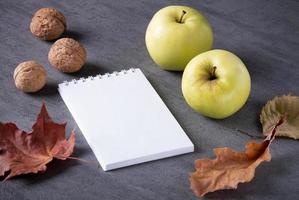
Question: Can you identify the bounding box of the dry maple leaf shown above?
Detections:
[190,118,284,197]
[0,103,75,180]
[260,94,299,139]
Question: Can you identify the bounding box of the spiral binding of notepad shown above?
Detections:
[61,68,137,86]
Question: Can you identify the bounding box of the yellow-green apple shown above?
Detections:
[182,49,251,119]
[145,6,213,71]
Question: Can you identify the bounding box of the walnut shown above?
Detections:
[30,8,66,41]
[13,61,47,93]
[48,38,86,73]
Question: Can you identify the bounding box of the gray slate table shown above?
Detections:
[0,0,299,199]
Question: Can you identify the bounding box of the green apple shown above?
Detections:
[145,6,213,71]
[182,49,251,119]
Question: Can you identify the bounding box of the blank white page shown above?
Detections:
[58,68,194,171]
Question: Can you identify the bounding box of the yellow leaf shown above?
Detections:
[260,95,299,139]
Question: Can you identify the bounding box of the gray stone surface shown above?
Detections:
[0,0,298,199]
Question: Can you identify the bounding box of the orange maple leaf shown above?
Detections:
[190,118,284,197]
[0,103,75,180]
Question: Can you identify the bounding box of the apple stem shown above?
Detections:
[178,10,187,23]
[209,66,217,80]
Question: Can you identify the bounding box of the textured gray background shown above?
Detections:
[0,0,299,199]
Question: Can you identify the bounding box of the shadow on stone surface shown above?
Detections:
[29,81,59,97]
[66,62,110,78]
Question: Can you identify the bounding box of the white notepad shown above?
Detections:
[58,68,194,171]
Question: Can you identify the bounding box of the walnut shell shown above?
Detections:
[30,8,66,41]
[13,61,47,93]
[48,38,86,73]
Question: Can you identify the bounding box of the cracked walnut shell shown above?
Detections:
[13,61,47,93]
[48,38,86,73]
[30,8,66,41]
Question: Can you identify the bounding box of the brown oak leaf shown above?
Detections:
[190,118,284,197]
[0,103,75,180]
[260,94,299,139]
